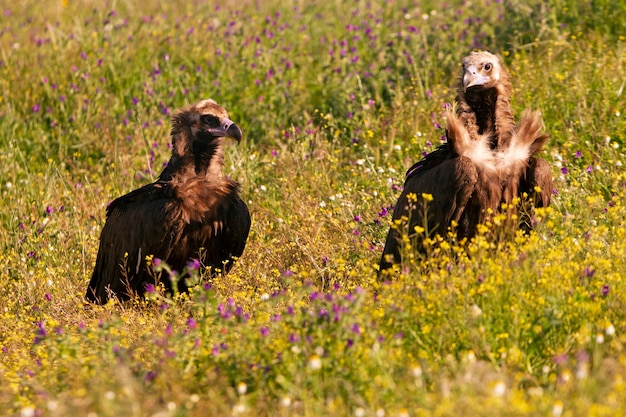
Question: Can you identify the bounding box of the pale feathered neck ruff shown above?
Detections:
[446,106,549,205]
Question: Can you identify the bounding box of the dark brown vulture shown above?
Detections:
[86,99,251,303]
[380,51,553,272]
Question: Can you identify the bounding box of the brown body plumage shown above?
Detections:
[86,99,251,303]
[380,52,553,272]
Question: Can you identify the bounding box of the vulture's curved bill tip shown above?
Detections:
[227,122,243,143]
[213,119,243,143]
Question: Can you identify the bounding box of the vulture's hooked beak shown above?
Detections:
[210,118,243,143]
[463,66,489,91]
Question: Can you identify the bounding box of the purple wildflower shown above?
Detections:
[577,350,590,363]
[217,303,230,319]
[33,322,47,344]
[553,353,568,365]
[602,285,610,297]
[187,259,200,270]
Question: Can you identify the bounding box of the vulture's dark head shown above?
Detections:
[165,99,243,178]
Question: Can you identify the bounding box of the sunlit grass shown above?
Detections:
[1,0,625,415]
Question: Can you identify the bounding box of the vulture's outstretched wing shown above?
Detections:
[380,155,478,271]
[86,183,178,303]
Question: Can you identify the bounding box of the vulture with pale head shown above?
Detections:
[380,51,553,271]
[87,99,250,303]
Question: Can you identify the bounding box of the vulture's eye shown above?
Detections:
[201,114,219,126]
[484,63,492,71]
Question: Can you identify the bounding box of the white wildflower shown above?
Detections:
[232,403,247,415]
[492,381,506,397]
[308,354,322,370]
[20,407,35,417]
[237,382,247,395]
[606,324,616,336]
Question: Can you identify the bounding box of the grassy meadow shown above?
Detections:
[1,0,626,415]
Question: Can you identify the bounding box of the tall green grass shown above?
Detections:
[1,0,625,415]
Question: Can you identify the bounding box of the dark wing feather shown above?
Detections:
[405,144,455,178]
[217,195,251,274]
[380,155,478,271]
[520,157,553,207]
[86,182,177,303]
